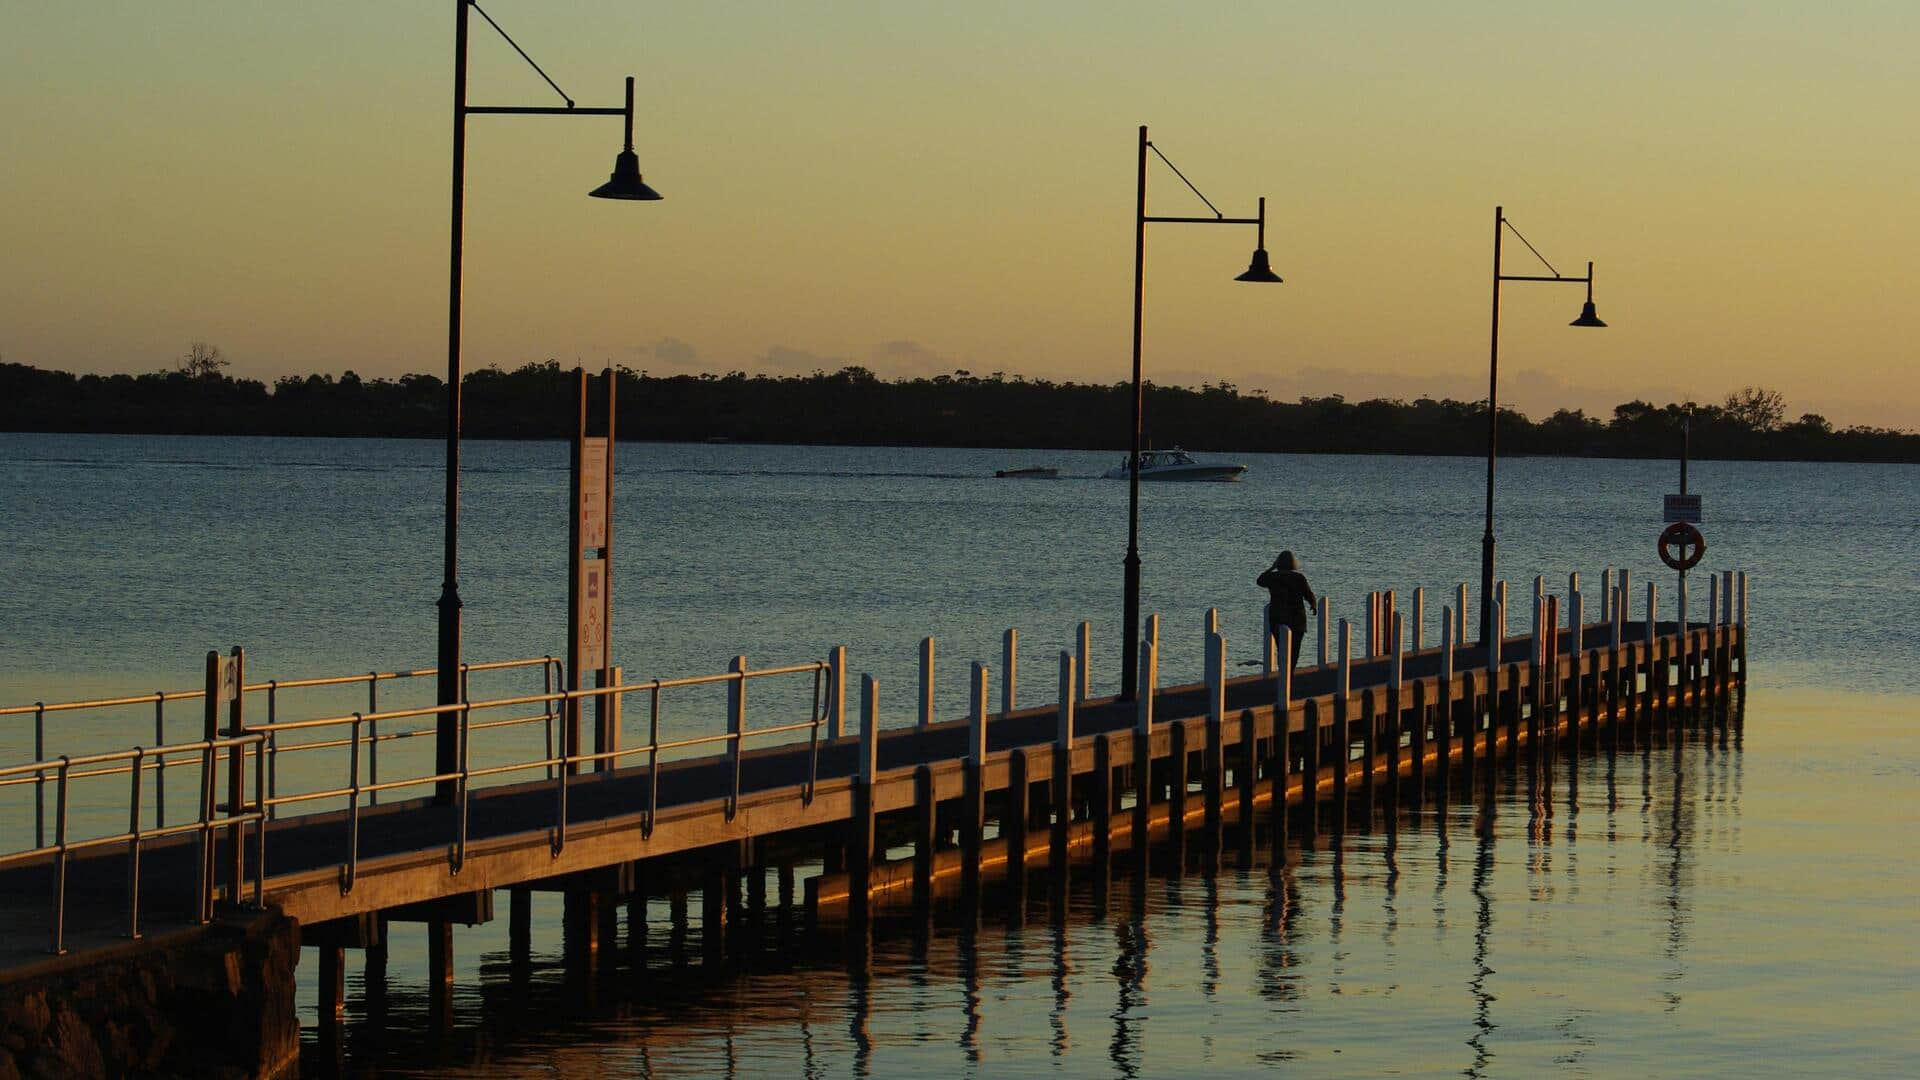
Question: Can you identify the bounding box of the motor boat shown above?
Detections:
[994,465,1059,479]
[1102,447,1247,482]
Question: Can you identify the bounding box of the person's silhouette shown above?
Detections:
[1256,550,1317,675]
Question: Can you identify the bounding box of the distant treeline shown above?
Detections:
[2,355,1915,463]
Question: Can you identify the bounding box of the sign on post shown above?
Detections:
[578,557,608,671]
[1664,493,1702,523]
[579,437,608,548]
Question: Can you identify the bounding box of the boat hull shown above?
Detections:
[1102,464,1247,481]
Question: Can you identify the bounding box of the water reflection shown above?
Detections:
[298,721,1785,1076]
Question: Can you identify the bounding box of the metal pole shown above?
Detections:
[1121,124,1149,701]
[435,0,471,804]
[1679,406,1691,632]
[1479,205,1503,649]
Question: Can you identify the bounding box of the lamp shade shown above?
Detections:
[1569,300,1607,327]
[589,149,663,201]
[1234,247,1283,283]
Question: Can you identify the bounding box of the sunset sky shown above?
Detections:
[3,1,1913,428]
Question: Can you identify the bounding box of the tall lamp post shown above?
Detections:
[1478,205,1606,649]
[1119,125,1283,700]
[437,0,663,800]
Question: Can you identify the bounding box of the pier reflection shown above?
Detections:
[301,725,1729,1077]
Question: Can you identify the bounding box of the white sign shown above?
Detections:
[580,437,608,549]
[577,558,608,671]
[1664,493,1703,524]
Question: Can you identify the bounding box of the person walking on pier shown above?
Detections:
[1257,550,1317,675]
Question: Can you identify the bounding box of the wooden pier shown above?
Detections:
[0,572,1749,1067]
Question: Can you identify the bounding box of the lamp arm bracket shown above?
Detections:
[465,105,626,117]
[1143,215,1261,226]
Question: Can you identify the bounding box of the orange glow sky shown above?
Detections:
[2,2,1914,429]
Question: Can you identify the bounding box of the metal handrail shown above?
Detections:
[0,654,558,718]
[0,733,270,955]
[0,653,838,951]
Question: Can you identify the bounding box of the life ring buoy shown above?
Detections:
[1658,521,1706,571]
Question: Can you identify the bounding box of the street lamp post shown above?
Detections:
[1478,205,1606,650]
[1119,124,1283,700]
[437,0,663,801]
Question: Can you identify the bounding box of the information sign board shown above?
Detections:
[1664,493,1702,524]
[580,437,608,549]
[577,558,608,671]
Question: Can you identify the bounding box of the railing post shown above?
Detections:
[918,636,936,728]
[156,691,170,827]
[1337,620,1352,698]
[1366,592,1379,659]
[1646,581,1659,647]
[226,646,246,905]
[851,674,880,923]
[1318,599,1331,668]
[1204,631,1225,836]
[1496,580,1509,640]
[1601,569,1613,625]
[33,702,45,849]
[1275,625,1293,716]
[827,645,847,740]
[1708,572,1721,676]
[1411,587,1426,652]
[1260,602,1273,675]
[1057,651,1077,751]
[1055,651,1076,858]
[1135,637,1157,736]
[1440,609,1456,780]
[969,662,990,765]
[1205,606,1220,638]
[1455,583,1469,645]
[367,672,381,803]
[1076,621,1092,703]
[50,757,70,955]
[963,661,990,900]
[1002,628,1019,715]
[727,655,747,821]
[198,651,219,922]
[127,745,145,939]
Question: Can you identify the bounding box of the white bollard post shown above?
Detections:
[918,636,936,728]
[859,675,880,783]
[827,645,848,740]
[969,662,989,766]
[1002,628,1018,715]
[1076,621,1091,703]
[1412,587,1426,652]
[1337,620,1352,697]
[1057,652,1076,749]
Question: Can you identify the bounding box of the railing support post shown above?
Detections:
[726,655,747,821]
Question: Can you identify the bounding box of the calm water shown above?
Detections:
[2,434,1916,1075]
